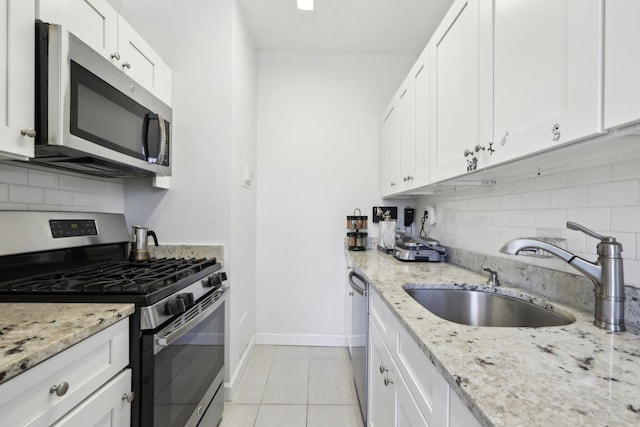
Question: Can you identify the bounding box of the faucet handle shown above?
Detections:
[566,221,610,241]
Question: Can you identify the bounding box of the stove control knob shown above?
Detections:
[165,298,186,315]
[207,272,227,288]
[178,293,195,308]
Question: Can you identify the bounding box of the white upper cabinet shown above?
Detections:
[604,0,640,130]
[429,0,481,182]
[407,47,431,190]
[486,0,603,166]
[37,0,172,106]
[117,16,173,106]
[382,46,431,198]
[37,0,118,59]
[381,100,401,196]
[0,0,35,160]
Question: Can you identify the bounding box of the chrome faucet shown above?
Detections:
[482,267,500,287]
[500,222,625,332]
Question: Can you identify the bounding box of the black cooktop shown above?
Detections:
[0,257,220,305]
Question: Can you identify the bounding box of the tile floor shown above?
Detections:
[219,345,363,427]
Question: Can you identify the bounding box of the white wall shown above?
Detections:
[113,0,258,396]
[255,52,416,345]
[417,154,640,289]
[0,164,124,212]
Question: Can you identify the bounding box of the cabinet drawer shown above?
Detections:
[0,318,129,427]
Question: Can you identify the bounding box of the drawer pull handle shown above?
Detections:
[384,377,394,386]
[122,391,135,403]
[50,382,69,396]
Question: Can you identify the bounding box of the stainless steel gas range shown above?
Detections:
[0,211,228,427]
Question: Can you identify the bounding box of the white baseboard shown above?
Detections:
[224,335,256,401]
[255,333,347,347]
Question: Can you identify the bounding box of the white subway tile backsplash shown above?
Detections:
[59,174,86,192]
[28,169,60,189]
[499,193,522,210]
[510,210,535,227]
[587,180,638,207]
[534,173,567,191]
[549,186,587,208]
[567,166,611,186]
[610,206,640,233]
[535,209,567,229]
[566,207,609,231]
[9,186,44,204]
[522,190,550,209]
[0,165,28,185]
[0,165,124,214]
[612,158,640,181]
[44,189,73,206]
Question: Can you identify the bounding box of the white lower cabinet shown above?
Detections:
[369,319,428,427]
[0,319,131,427]
[369,290,480,427]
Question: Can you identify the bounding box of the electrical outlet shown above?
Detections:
[424,206,436,225]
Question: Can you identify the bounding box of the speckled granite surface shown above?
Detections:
[149,245,224,262]
[0,303,134,385]
[348,249,640,426]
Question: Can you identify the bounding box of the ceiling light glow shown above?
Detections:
[297,0,314,11]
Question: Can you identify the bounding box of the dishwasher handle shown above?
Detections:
[348,270,368,296]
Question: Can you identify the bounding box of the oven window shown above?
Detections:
[69,61,148,160]
[153,301,225,427]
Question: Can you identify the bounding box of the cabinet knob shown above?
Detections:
[379,365,388,374]
[50,381,69,397]
[122,62,132,69]
[20,128,36,138]
[552,124,561,141]
[463,148,474,157]
[122,391,135,403]
[110,52,121,61]
[384,377,394,386]
[390,182,396,187]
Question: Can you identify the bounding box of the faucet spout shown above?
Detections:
[499,238,602,285]
[499,222,625,332]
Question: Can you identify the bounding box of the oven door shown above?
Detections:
[142,290,225,427]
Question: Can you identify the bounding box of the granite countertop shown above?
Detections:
[348,249,640,426]
[0,303,134,385]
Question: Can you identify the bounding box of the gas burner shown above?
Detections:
[0,257,218,296]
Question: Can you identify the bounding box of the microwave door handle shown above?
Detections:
[156,113,167,165]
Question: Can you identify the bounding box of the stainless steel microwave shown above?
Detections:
[32,21,171,178]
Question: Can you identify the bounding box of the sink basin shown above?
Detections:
[403,287,575,327]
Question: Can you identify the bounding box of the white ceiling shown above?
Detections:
[237,0,454,54]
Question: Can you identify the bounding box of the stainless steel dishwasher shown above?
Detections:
[346,259,368,426]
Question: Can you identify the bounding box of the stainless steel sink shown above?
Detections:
[403,287,575,327]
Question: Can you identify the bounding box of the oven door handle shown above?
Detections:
[155,291,225,352]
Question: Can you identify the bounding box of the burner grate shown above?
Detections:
[0,257,217,295]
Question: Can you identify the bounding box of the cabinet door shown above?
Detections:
[381,101,401,197]
[429,0,480,182]
[489,0,602,165]
[52,369,132,427]
[413,47,430,189]
[400,80,416,191]
[118,16,173,105]
[604,0,640,129]
[36,0,118,61]
[369,321,396,427]
[0,0,35,160]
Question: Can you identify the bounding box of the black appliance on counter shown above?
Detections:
[0,211,227,427]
